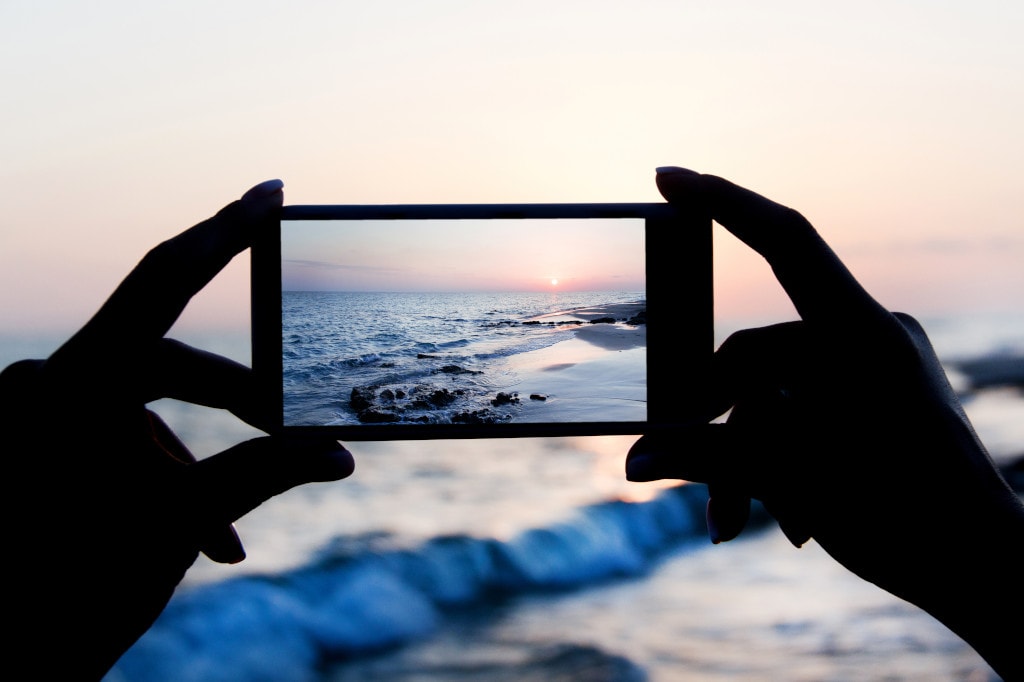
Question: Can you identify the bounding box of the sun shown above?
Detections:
[550,278,559,286]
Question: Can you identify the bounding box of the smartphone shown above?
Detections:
[251,202,712,439]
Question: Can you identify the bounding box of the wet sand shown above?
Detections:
[500,301,648,424]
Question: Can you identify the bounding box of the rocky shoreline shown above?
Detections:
[348,306,646,425]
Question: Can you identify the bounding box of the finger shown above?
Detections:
[721,384,816,548]
[655,167,892,328]
[144,339,270,430]
[627,433,753,543]
[50,180,283,373]
[629,320,818,478]
[635,322,809,450]
[712,321,811,402]
[626,425,739,484]
[145,410,246,563]
[706,483,751,543]
[185,437,355,526]
[763,498,814,548]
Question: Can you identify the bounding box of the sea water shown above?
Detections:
[281,290,644,426]
[2,310,1019,681]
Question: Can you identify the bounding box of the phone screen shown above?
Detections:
[252,204,711,439]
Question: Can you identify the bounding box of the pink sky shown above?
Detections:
[2,1,1021,341]
[280,217,645,294]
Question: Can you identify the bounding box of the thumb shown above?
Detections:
[239,179,284,222]
[625,425,736,483]
[186,437,355,526]
[626,429,753,544]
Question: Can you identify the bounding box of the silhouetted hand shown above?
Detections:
[0,180,355,680]
[627,167,1023,679]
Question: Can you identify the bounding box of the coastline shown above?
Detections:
[530,300,646,325]
[500,300,648,423]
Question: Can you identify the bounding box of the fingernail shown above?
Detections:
[200,523,246,564]
[706,500,722,544]
[222,524,247,564]
[779,522,811,549]
[655,166,698,176]
[241,179,284,203]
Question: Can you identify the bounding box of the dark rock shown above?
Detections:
[589,317,616,324]
[414,387,459,408]
[437,364,481,375]
[952,353,1024,391]
[626,309,646,325]
[492,392,520,406]
[530,394,547,401]
[350,386,375,411]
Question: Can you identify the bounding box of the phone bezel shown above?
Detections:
[251,203,712,439]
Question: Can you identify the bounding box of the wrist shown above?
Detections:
[902,497,1024,680]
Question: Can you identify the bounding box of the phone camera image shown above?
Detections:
[252,204,711,439]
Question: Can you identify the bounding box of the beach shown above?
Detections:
[282,291,649,428]
[493,300,648,425]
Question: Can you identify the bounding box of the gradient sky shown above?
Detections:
[2,1,1022,341]
[281,217,645,293]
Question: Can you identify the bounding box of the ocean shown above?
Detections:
[279,290,647,428]
[3,308,1020,681]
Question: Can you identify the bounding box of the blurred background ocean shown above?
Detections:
[6,309,1019,681]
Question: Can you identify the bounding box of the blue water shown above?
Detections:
[282,290,643,426]
[107,485,731,682]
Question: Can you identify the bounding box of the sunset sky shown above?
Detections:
[2,1,1022,345]
[281,217,645,293]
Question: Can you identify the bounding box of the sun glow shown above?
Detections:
[550,278,559,286]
